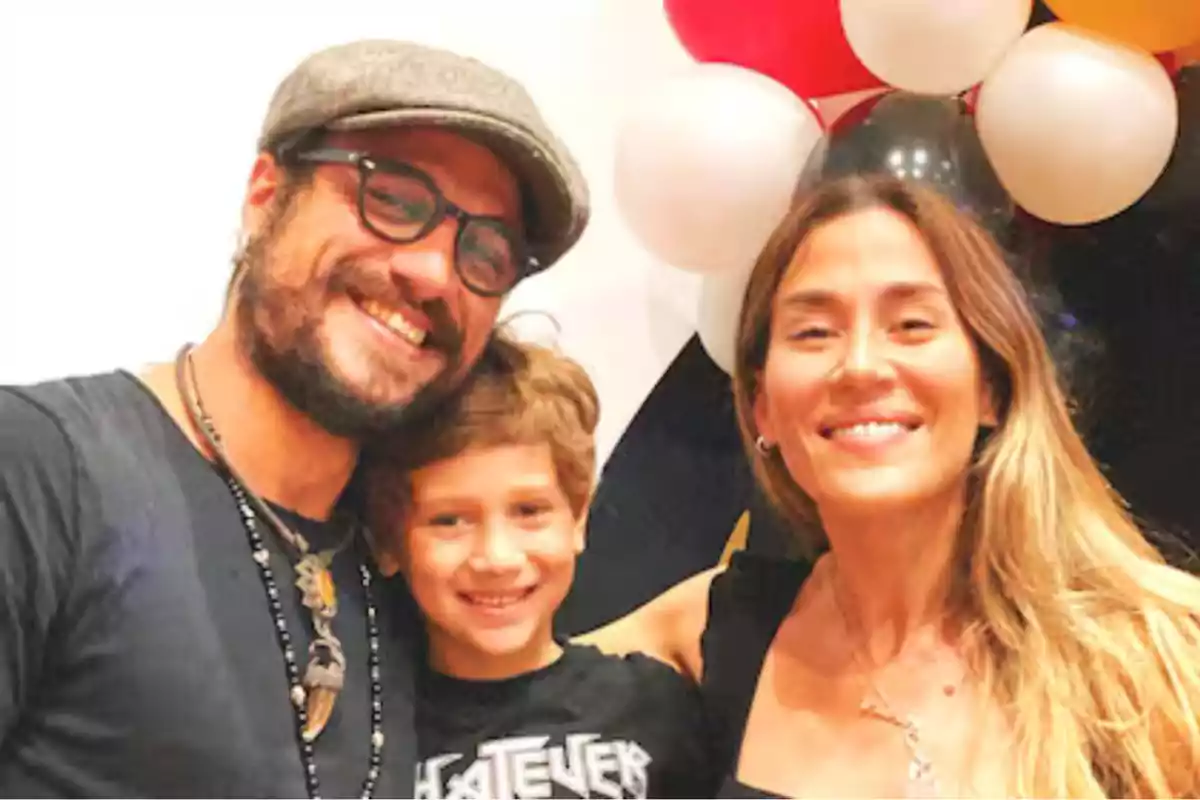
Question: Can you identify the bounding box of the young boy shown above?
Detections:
[365,333,715,800]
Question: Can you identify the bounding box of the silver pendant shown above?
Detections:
[906,754,939,798]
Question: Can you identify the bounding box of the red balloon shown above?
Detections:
[664,0,885,99]
[1157,51,1182,76]
[961,84,981,114]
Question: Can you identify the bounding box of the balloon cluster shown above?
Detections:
[613,0,1200,374]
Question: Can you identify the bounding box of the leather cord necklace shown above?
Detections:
[173,344,384,798]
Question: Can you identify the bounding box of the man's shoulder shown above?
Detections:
[2,370,166,463]
[2,370,147,429]
[0,373,148,612]
[0,370,175,521]
[0,372,122,473]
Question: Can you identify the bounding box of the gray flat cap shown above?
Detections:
[259,39,590,270]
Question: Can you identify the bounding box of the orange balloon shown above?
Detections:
[1178,40,1200,67]
[1044,0,1200,54]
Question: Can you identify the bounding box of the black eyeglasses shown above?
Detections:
[288,146,541,297]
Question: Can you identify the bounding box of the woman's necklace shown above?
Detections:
[830,568,950,799]
[174,345,384,799]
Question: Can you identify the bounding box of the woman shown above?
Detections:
[583,175,1200,798]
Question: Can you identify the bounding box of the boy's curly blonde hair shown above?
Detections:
[366,331,601,548]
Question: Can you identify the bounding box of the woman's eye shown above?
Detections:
[789,326,833,341]
[897,318,935,332]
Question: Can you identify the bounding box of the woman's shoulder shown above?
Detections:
[708,551,814,622]
[697,552,814,779]
[574,552,814,682]
[701,551,813,686]
[573,564,724,679]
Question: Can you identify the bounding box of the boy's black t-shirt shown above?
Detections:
[414,643,716,799]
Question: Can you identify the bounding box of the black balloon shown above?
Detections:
[1029,0,1057,27]
[800,91,1014,235]
[1138,66,1200,218]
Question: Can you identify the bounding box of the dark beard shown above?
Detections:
[232,192,465,440]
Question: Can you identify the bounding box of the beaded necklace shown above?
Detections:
[174,345,384,799]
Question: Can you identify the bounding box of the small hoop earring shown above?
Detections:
[755,435,772,455]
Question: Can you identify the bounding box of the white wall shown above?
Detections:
[0,0,703,467]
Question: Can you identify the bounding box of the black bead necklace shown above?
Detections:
[175,345,384,799]
[228,481,384,798]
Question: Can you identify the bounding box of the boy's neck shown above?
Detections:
[428,631,564,682]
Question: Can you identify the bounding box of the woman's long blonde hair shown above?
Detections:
[732,175,1200,798]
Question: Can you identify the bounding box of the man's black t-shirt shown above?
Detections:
[414,644,716,799]
[0,371,420,797]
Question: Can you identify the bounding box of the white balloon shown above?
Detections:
[841,0,1032,95]
[976,23,1178,225]
[613,63,824,274]
[697,258,756,375]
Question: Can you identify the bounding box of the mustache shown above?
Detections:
[327,260,463,356]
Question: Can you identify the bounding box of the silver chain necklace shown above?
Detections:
[830,568,944,798]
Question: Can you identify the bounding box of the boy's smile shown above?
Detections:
[398,442,585,680]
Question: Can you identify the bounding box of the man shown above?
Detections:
[0,38,588,798]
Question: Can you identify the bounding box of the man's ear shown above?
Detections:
[240,152,285,239]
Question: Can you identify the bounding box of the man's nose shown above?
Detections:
[386,219,459,302]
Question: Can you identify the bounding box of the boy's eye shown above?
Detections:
[513,502,551,519]
[428,513,464,527]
